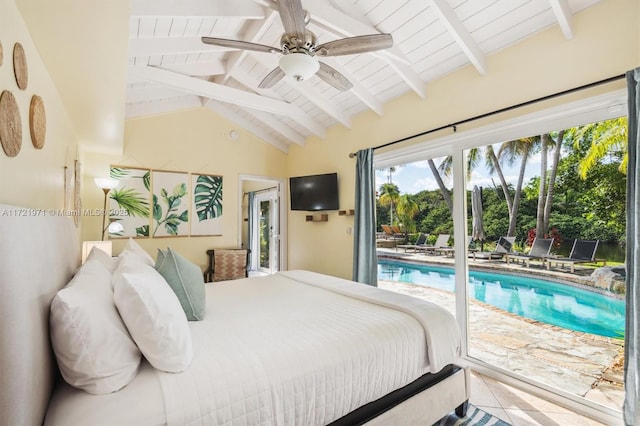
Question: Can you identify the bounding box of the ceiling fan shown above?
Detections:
[201,0,393,91]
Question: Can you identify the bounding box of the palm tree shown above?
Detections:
[432,149,486,215]
[386,166,397,183]
[535,133,549,238]
[498,136,539,236]
[484,145,514,218]
[574,117,628,179]
[542,130,564,234]
[436,147,514,221]
[397,194,420,242]
[379,182,400,225]
[428,159,453,213]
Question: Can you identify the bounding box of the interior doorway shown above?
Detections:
[253,189,279,274]
[239,175,287,275]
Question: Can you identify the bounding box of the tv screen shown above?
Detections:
[289,173,339,211]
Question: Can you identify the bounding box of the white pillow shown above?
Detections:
[87,245,116,273]
[50,255,141,394]
[113,260,193,373]
[122,238,155,266]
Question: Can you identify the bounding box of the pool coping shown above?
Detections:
[377,249,625,300]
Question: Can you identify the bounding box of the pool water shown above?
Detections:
[378,260,625,338]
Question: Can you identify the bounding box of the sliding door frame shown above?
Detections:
[374,88,627,425]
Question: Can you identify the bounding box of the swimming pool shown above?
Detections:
[378,260,625,338]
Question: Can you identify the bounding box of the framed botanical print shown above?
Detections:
[190,173,223,236]
[151,170,189,237]
[108,166,151,238]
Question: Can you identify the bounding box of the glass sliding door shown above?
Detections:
[462,118,626,412]
[373,91,627,423]
[375,155,459,321]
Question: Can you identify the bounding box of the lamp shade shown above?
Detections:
[94,177,118,190]
[279,53,319,81]
[108,221,124,234]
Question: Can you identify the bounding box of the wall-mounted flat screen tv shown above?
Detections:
[289,173,339,211]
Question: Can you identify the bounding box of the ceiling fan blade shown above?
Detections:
[316,62,352,91]
[277,0,307,40]
[316,34,393,57]
[201,37,281,54]
[258,67,286,89]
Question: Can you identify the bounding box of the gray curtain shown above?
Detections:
[247,192,256,271]
[352,148,378,286]
[624,67,640,426]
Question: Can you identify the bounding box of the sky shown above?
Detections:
[375,149,543,194]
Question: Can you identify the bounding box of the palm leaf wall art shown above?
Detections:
[151,170,189,237]
[108,166,151,237]
[190,173,223,236]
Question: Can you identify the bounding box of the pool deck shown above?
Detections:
[377,246,622,294]
[376,248,624,413]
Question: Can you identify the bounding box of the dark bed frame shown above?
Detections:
[331,364,468,425]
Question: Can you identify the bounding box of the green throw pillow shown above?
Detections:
[155,247,205,321]
[156,248,166,265]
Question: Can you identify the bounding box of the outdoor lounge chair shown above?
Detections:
[381,224,403,240]
[470,236,516,260]
[433,235,475,257]
[505,238,554,268]
[545,239,603,273]
[422,234,451,255]
[396,233,429,252]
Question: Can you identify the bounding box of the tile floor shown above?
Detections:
[469,371,612,425]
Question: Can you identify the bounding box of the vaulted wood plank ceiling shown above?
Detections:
[126,0,601,153]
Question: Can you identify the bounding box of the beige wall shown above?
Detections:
[81,108,287,271]
[285,0,640,280]
[0,0,78,210]
[2,0,639,279]
[15,0,129,155]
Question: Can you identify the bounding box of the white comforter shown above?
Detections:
[160,270,460,425]
[46,270,460,426]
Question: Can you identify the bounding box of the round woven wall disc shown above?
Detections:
[13,42,28,90]
[0,90,23,157]
[29,95,46,149]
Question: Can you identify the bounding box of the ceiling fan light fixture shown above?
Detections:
[279,53,319,82]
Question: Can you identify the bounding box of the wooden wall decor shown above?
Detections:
[13,43,28,90]
[29,95,46,149]
[74,160,82,227]
[0,90,22,157]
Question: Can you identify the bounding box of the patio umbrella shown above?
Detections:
[471,185,485,250]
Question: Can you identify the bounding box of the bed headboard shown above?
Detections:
[0,205,80,425]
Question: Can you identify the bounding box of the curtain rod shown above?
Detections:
[348,73,626,158]
[243,185,278,196]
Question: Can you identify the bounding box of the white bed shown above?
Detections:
[0,204,469,426]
